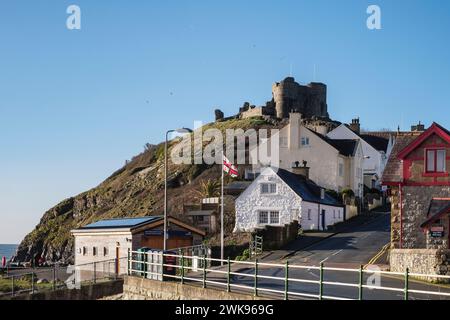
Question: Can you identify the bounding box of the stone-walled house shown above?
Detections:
[382,122,450,275]
[234,166,345,233]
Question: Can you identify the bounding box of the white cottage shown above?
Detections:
[234,166,345,232]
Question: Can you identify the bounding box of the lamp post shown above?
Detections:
[164,128,193,251]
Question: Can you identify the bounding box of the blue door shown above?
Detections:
[321,209,326,231]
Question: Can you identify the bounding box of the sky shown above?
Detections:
[1,0,450,244]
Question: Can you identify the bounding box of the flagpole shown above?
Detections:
[221,151,224,266]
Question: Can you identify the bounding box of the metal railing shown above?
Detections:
[249,236,263,258]
[0,257,127,298]
[127,251,450,300]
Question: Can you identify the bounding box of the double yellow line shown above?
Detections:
[364,243,390,268]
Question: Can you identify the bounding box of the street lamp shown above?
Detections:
[164,128,193,251]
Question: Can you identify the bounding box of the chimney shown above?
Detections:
[320,188,325,200]
[411,121,425,132]
[349,118,360,134]
[292,160,310,179]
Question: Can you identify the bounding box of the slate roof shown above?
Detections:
[275,168,343,206]
[381,133,421,184]
[79,216,163,230]
[360,134,390,152]
[307,127,358,157]
[420,199,450,228]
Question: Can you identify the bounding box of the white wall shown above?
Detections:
[234,168,302,232]
[300,202,345,231]
[234,167,345,232]
[327,124,387,189]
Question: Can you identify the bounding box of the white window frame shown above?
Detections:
[260,183,277,195]
[301,137,310,147]
[307,209,312,220]
[258,211,269,224]
[269,211,280,224]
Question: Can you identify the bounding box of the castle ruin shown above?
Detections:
[238,77,329,120]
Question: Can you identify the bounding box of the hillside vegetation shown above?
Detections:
[13,117,277,263]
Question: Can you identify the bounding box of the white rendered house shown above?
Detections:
[327,122,393,189]
[234,167,345,232]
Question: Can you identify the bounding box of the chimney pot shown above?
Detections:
[292,161,310,179]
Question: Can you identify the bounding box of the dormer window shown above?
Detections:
[426,149,446,173]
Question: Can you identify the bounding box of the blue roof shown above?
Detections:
[80,216,163,230]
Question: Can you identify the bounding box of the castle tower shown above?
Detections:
[272,77,328,119]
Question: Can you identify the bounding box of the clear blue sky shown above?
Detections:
[1,0,449,243]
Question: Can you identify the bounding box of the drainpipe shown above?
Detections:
[318,203,320,231]
[399,183,403,249]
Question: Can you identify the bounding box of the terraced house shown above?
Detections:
[382,123,450,275]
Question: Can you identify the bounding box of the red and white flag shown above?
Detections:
[223,155,238,178]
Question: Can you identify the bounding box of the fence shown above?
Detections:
[127,251,450,300]
[0,257,127,298]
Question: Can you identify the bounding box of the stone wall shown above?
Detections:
[390,249,450,282]
[254,220,299,250]
[402,186,450,249]
[123,276,265,300]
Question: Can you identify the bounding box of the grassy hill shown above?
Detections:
[13,117,276,263]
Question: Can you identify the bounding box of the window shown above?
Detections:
[280,136,288,147]
[270,211,280,224]
[339,163,344,177]
[258,211,268,224]
[93,247,98,256]
[307,209,312,220]
[301,137,310,147]
[333,210,336,219]
[426,149,446,173]
[258,211,280,225]
[82,247,87,256]
[103,247,109,257]
[261,183,277,194]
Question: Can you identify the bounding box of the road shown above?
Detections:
[177,212,450,300]
[287,211,391,267]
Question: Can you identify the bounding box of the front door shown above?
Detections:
[321,209,326,231]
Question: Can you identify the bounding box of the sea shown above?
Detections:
[0,244,18,261]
